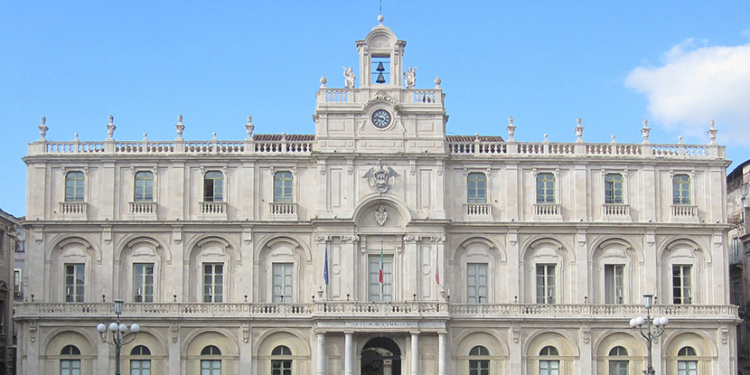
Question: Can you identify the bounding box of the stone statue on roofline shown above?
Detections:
[404,67,417,89]
[343,67,356,89]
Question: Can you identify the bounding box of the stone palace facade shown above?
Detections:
[16,19,738,375]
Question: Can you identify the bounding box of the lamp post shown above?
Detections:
[96,299,140,375]
[629,294,669,375]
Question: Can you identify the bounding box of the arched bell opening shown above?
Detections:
[361,337,402,375]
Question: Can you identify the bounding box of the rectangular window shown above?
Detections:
[677,360,697,375]
[200,360,221,375]
[130,360,151,375]
[204,171,224,202]
[13,269,21,294]
[272,359,292,375]
[467,263,488,303]
[369,254,394,301]
[536,264,556,304]
[134,171,154,202]
[605,173,624,204]
[203,263,223,303]
[539,360,560,375]
[65,171,85,202]
[65,264,85,302]
[672,265,692,304]
[673,174,691,205]
[608,361,628,375]
[536,173,555,204]
[272,263,293,303]
[60,359,81,375]
[467,173,487,203]
[604,264,625,304]
[733,237,740,264]
[274,171,293,203]
[133,263,155,302]
[469,360,489,375]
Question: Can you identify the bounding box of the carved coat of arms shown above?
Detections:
[363,159,400,194]
[375,205,388,226]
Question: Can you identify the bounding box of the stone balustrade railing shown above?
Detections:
[14,302,738,320]
[317,89,444,105]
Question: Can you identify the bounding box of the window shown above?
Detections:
[204,171,224,202]
[203,263,224,303]
[467,173,487,203]
[677,346,697,375]
[369,254,394,301]
[272,263,293,303]
[271,345,293,375]
[605,173,623,204]
[65,171,85,202]
[201,345,222,375]
[536,264,556,304]
[672,265,692,304]
[604,265,624,304]
[274,171,293,203]
[536,173,555,204]
[13,269,21,294]
[539,346,560,375]
[673,174,691,205]
[133,263,154,302]
[469,345,490,375]
[134,171,154,202]
[467,263,488,303]
[65,264,84,302]
[130,345,152,375]
[60,345,81,375]
[608,346,629,375]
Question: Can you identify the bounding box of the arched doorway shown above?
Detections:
[361,337,402,375]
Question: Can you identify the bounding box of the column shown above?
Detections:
[438,332,447,375]
[345,332,353,375]
[317,333,326,375]
[411,332,419,375]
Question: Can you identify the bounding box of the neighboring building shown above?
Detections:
[15,18,739,375]
[0,209,20,375]
[728,159,750,375]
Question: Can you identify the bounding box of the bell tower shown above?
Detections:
[356,15,406,88]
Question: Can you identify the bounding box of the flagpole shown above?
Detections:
[380,240,384,302]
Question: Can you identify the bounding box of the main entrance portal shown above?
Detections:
[361,337,402,375]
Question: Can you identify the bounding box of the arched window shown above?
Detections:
[605,173,624,204]
[673,174,691,205]
[271,345,292,375]
[677,346,697,375]
[65,171,85,202]
[204,171,224,202]
[536,173,555,203]
[539,346,560,375]
[60,345,81,375]
[130,345,151,375]
[467,172,487,203]
[608,346,629,375]
[274,171,293,203]
[201,345,222,375]
[134,171,154,202]
[469,345,490,375]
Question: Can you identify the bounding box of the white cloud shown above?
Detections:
[625,39,750,146]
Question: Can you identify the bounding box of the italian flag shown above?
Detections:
[378,246,384,284]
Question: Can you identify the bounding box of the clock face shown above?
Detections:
[371,109,392,129]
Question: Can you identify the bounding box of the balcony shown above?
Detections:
[671,204,699,223]
[602,203,631,222]
[14,302,738,321]
[199,201,227,220]
[129,201,157,220]
[270,202,298,221]
[58,202,88,220]
[533,203,562,222]
[463,203,492,221]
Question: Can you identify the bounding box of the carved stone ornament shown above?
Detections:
[363,159,400,194]
[375,205,388,226]
[366,90,398,107]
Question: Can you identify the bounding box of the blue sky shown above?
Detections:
[1,1,749,217]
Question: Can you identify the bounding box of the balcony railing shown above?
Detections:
[270,202,298,220]
[14,302,739,320]
[129,201,157,215]
[58,202,88,220]
[464,203,492,219]
[200,201,227,215]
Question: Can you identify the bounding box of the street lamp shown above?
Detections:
[96,299,140,375]
[629,294,669,375]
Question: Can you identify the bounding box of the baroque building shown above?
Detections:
[0,209,21,375]
[727,159,750,375]
[16,18,739,375]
